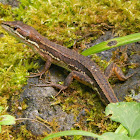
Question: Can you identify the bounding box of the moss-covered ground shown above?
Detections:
[0,0,139,139]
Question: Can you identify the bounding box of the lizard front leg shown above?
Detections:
[28,55,52,79]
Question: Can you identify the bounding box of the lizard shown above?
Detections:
[1,21,130,105]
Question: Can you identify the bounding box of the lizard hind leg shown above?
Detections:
[104,62,135,81]
[31,70,94,96]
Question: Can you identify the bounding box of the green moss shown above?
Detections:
[12,0,140,47]
[59,81,119,134]
[0,26,39,95]
[0,4,40,139]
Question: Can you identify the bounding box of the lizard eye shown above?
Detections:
[13,27,17,30]
[26,36,29,40]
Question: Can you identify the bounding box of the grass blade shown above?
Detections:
[43,130,102,140]
[81,33,140,56]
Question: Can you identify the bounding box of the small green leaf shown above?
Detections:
[81,33,140,56]
[0,125,1,133]
[115,124,128,135]
[105,102,140,137]
[99,132,130,140]
[0,115,16,125]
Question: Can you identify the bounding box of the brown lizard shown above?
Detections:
[1,21,130,105]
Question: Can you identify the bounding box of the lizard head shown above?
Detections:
[1,21,42,43]
[1,21,47,55]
